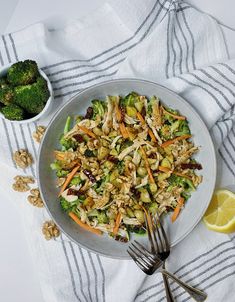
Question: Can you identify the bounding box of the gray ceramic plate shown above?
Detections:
[37,79,216,259]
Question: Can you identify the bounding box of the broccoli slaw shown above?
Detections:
[51,92,202,242]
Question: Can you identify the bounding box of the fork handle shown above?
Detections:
[160,269,207,302]
[162,263,175,302]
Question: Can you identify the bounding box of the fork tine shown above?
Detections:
[144,213,155,253]
[128,246,153,267]
[133,240,156,261]
[130,256,149,272]
[127,248,151,270]
[127,249,147,270]
[155,212,170,250]
[131,242,155,265]
[150,216,160,252]
[153,215,165,252]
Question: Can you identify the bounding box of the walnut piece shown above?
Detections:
[42,221,60,240]
[27,188,44,207]
[13,149,33,169]
[12,175,35,192]
[33,126,46,143]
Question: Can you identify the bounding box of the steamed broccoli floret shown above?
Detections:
[97,212,108,224]
[159,124,171,140]
[56,169,69,178]
[121,92,139,107]
[147,96,157,115]
[60,197,79,212]
[1,103,24,120]
[60,136,77,150]
[69,177,82,186]
[91,99,106,118]
[168,174,195,192]
[0,86,14,105]
[50,161,70,177]
[175,120,190,136]
[7,60,40,86]
[14,77,50,114]
[0,77,9,89]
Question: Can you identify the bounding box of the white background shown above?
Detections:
[0,1,235,301]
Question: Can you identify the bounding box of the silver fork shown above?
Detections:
[127,213,207,302]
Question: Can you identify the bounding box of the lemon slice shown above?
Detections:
[203,189,235,233]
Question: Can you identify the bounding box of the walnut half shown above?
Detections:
[27,188,44,208]
[12,175,35,192]
[33,126,46,143]
[42,221,60,240]
[13,149,33,169]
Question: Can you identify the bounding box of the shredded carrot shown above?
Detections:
[136,112,157,143]
[162,106,186,120]
[69,212,102,235]
[158,166,191,180]
[119,122,129,138]
[113,212,122,236]
[78,125,96,138]
[161,134,192,148]
[173,171,192,180]
[136,112,145,125]
[141,206,153,232]
[58,164,80,196]
[158,166,172,173]
[115,105,129,138]
[116,105,123,123]
[171,197,184,223]
[148,129,157,142]
[140,146,155,184]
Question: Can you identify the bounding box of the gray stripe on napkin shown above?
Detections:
[52,0,168,96]
[69,242,89,302]
[0,49,4,66]
[51,58,124,85]
[42,0,163,70]
[173,21,183,74]
[78,246,93,302]
[61,238,82,302]
[175,9,189,72]
[88,251,99,300]
[2,35,11,63]
[1,120,17,168]
[19,124,36,177]
[198,69,233,106]
[180,4,196,70]
[165,12,172,78]
[177,75,227,112]
[9,33,19,61]
[209,66,235,91]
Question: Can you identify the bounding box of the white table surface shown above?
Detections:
[0,1,235,302]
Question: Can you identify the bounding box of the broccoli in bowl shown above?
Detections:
[0,60,52,122]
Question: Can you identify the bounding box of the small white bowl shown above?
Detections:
[0,64,53,124]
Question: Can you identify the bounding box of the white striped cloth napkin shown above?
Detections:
[0,0,235,301]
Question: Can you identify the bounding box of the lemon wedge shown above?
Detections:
[203,189,235,233]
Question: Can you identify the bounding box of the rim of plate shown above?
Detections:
[37,78,217,259]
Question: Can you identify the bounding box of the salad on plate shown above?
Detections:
[51,92,202,242]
